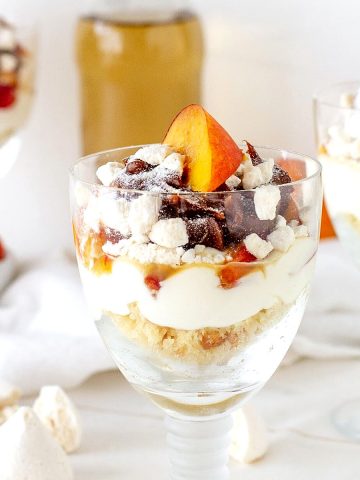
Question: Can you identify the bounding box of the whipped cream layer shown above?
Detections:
[320,153,360,221]
[79,237,316,330]
[320,146,360,265]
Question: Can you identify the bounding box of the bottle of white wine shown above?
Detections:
[75,0,204,155]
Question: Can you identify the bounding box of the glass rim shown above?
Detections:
[313,80,360,112]
[70,143,322,195]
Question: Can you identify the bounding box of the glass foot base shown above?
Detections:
[166,414,233,480]
[332,399,360,440]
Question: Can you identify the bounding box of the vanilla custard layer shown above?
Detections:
[79,237,316,330]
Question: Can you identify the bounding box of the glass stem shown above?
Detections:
[165,413,233,480]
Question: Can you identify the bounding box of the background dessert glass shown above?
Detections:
[314,82,360,438]
[0,22,35,178]
[70,145,322,479]
[0,20,35,290]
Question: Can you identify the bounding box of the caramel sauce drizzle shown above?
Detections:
[72,222,266,290]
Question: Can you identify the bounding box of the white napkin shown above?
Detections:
[0,240,359,395]
[0,255,113,395]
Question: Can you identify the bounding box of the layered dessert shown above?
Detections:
[0,18,33,145]
[318,89,360,264]
[73,105,316,368]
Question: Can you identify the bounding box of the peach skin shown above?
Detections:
[163,104,243,191]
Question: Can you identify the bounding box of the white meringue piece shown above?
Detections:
[0,379,21,408]
[96,161,123,186]
[33,386,81,454]
[149,218,188,248]
[0,27,16,50]
[230,404,269,464]
[128,194,161,237]
[225,175,241,189]
[129,144,172,166]
[267,225,295,252]
[254,184,281,221]
[244,233,273,260]
[0,53,17,72]
[0,407,73,480]
[160,152,184,174]
[0,405,19,426]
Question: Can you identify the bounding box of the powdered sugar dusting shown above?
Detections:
[84,143,307,265]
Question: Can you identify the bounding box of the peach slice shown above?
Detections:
[163,104,243,192]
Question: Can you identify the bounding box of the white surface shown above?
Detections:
[57,361,360,479]
[0,0,360,261]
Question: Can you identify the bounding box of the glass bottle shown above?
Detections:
[75,0,204,155]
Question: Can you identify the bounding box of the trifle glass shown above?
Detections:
[0,18,35,176]
[314,82,360,438]
[71,125,321,477]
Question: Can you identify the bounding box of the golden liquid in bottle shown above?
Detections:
[75,11,204,155]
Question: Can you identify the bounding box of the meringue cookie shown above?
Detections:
[0,405,19,426]
[230,404,269,464]
[0,379,21,408]
[33,386,81,454]
[0,407,73,480]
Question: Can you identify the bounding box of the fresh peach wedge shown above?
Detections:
[163,104,243,192]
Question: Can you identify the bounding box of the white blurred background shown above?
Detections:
[0,0,358,261]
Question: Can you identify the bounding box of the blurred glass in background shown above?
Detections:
[0,17,36,287]
[0,19,35,179]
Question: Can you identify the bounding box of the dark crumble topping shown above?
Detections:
[104,143,297,251]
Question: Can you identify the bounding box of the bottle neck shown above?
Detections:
[85,0,192,23]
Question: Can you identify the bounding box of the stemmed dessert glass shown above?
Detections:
[314,82,360,439]
[0,21,35,177]
[70,145,322,479]
[0,18,35,289]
